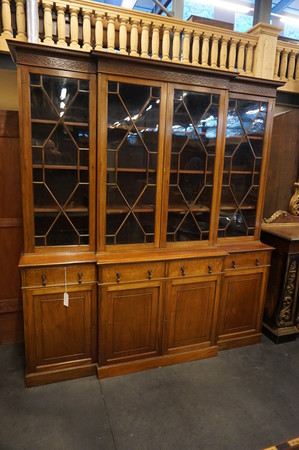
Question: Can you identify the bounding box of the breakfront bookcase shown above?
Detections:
[9,41,280,386]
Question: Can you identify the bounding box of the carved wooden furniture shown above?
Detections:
[261,224,299,343]
[9,41,281,385]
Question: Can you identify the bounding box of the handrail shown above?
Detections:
[1,0,299,92]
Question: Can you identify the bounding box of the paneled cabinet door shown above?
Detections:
[217,269,266,349]
[164,277,219,354]
[99,283,163,365]
[24,284,97,374]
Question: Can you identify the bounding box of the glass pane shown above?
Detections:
[68,125,89,149]
[106,81,160,245]
[30,73,41,86]
[67,184,89,209]
[33,183,58,209]
[34,212,58,236]
[43,76,78,117]
[44,124,78,166]
[118,84,151,119]
[45,169,78,205]
[31,87,58,120]
[63,92,89,123]
[46,215,79,245]
[67,212,89,238]
[31,122,55,147]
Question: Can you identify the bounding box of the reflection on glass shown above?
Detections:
[106,81,160,245]
[218,97,268,238]
[167,89,219,242]
[30,73,90,247]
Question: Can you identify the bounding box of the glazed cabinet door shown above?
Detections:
[20,67,96,252]
[217,269,266,349]
[23,284,97,385]
[164,277,219,354]
[99,282,163,365]
[218,95,274,239]
[99,77,166,249]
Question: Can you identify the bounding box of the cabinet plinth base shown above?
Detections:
[25,363,97,387]
[217,333,262,350]
[262,324,298,344]
[97,346,218,379]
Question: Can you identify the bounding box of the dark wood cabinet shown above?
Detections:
[261,224,299,343]
[9,41,280,385]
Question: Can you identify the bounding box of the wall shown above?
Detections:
[0,69,18,111]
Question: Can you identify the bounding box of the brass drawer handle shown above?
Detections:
[41,274,46,286]
[116,272,120,283]
[256,258,260,266]
[78,272,82,284]
[208,264,212,274]
[148,269,152,280]
[232,260,236,269]
[181,266,186,276]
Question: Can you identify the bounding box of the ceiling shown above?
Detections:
[102,0,299,19]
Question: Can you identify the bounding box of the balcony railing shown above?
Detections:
[1,0,299,92]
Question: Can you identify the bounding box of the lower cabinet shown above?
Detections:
[164,277,219,354]
[97,257,223,378]
[21,264,97,386]
[216,250,271,349]
[99,282,163,365]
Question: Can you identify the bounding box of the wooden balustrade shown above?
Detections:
[0,0,299,92]
[275,42,299,89]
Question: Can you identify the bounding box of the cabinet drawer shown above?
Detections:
[100,262,165,284]
[24,264,96,288]
[168,258,223,278]
[224,251,270,271]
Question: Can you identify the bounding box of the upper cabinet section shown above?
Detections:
[10,43,280,255]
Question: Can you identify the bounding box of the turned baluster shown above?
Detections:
[182,30,190,64]
[191,31,200,66]
[162,25,171,62]
[42,0,54,45]
[201,34,210,67]
[280,49,288,80]
[237,41,245,72]
[107,14,116,53]
[287,51,296,81]
[1,0,12,39]
[151,24,160,60]
[172,27,181,63]
[94,12,104,51]
[273,49,281,79]
[56,2,67,47]
[15,0,26,41]
[82,8,92,51]
[119,17,128,55]
[140,20,150,59]
[210,35,219,68]
[245,42,254,75]
[295,54,299,82]
[219,37,228,70]
[129,20,139,57]
[228,38,237,71]
[69,5,80,49]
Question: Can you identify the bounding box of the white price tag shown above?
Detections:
[64,292,69,307]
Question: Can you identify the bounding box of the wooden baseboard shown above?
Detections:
[97,346,218,379]
[217,333,261,350]
[25,363,97,387]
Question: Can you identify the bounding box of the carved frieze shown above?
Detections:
[277,257,298,327]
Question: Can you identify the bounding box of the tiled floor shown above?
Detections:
[1,337,299,450]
